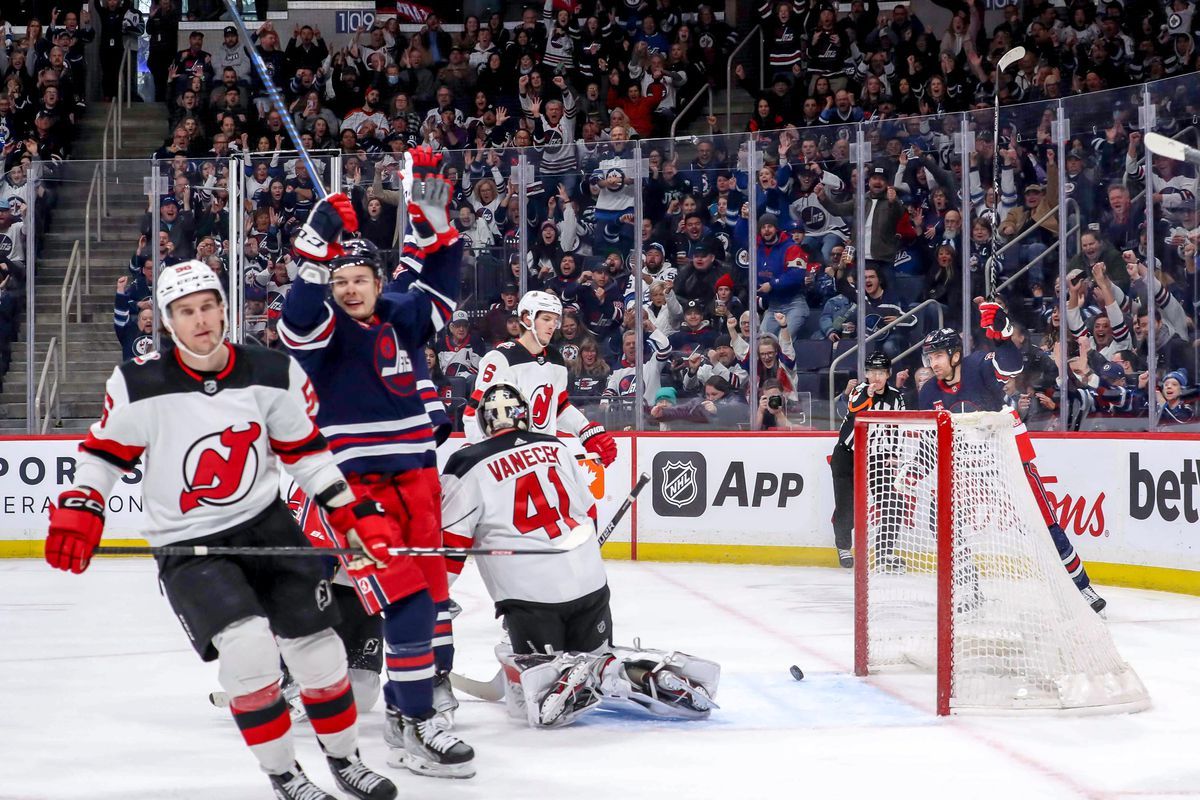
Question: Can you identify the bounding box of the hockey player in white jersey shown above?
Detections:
[442,382,720,728]
[44,261,397,800]
[463,290,618,467]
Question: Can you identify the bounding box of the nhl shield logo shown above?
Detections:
[652,451,707,517]
[203,379,218,394]
[661,460,697,508]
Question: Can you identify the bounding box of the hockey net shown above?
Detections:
[853,411,1149,715]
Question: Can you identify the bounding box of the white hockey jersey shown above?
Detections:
[463,340,591,441]
[73,345,346,546]
[441,430,606,604]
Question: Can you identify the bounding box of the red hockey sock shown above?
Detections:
[230,683,294,774]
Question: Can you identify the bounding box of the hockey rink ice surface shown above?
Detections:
[3,558,1198,800]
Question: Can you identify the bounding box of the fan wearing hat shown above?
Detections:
[674,238,731,308]
[825,164,906,272]
[434,310,488,378]
[1157,369,1195,425]
[669,297,719,357]
[784,158,849,265]
[1091,360,1149,419]
[753,212,811,337]
[145,190,198,262]
[708,272,745,325]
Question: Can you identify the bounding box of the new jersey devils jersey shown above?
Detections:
[463,340,590,441]
[73,345,345,546]
[441,431,605,605]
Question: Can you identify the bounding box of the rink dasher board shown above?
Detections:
[0,432,1197,595]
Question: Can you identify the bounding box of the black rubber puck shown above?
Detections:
[789,665,804,681]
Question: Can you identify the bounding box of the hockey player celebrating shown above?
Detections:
[463,289,618,468]
[918,301,1106,613]
[45,260,397,800]
[829,351,905,569]
[442,382,720,728]
[279,147,475,779]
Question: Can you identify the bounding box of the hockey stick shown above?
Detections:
[220,0,326,200]
[596,472,650,547]
[96,525,592,559]
[988,45,1025,300]
[450,476,650,702]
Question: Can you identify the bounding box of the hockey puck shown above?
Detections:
[209,691,229,708]
[789,665,804,681]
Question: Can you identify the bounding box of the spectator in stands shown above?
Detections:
[0,265,17,391]
[142,194,196,260]
[826,166,907,275]
[113,275,154,360]
[0,197,26,270]
[1157,370,1194,426]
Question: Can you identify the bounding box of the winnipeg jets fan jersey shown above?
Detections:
[441,431,605,604]
[463,341,590,441]
[73,345,346,546]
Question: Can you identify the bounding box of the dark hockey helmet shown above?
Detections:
[479,382,530,436]
[921,327,963,363]
[329,237,384,277]
[865,351,892,371]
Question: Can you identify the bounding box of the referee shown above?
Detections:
[829,351,905,568]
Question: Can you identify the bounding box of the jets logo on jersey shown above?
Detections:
[179,423,262,513]
[375,324,416,397]
[529,384,554,428]
[562,343,580,362]
[618,373,637,395]
[133,335,154,356]
[797,204,828,230]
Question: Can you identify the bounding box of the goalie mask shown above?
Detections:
[479,382,530,436]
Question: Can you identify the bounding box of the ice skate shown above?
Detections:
[538,657,601,726]
[388,710,475,779]
[431,671,459,727]
[837,548,854,569]
[326,751,396,800]
[268,763,334,800]
[1080,585,1107,615]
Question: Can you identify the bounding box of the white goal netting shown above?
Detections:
[857,411,1149,714]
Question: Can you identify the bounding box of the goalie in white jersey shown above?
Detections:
[442,382,720,728]
[44,261,398,800]
[463,291,618,467]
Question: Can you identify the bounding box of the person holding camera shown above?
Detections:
[829,351,905,568]
[758,379,795,430]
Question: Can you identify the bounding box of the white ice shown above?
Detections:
[3,558,1198,800]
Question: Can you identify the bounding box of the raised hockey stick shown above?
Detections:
[596,472,650,547]
[96,525,593,559]
[221,0,327,200]
[450,477,650,702]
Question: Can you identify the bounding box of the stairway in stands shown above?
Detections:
[0,101,168,432]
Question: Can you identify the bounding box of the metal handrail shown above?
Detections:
[725,24,762,132]
[826,299,944,427]
[34,338,60,435]
[61,240,84,389]
[669,84,713,142]
[83,163,102,294]
[991,198,1080,295]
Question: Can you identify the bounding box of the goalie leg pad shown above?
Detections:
[597,645,721,720]
[496,644,603,728]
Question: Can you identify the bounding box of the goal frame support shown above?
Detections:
[853,410,955,715]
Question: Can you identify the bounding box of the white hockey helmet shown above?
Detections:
[479,382,530,436]
[517,290,563,328]
[156,259,228,321]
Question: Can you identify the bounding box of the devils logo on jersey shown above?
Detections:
[179,422,262,513]
[529,384,554,428]
[374,323,417,397]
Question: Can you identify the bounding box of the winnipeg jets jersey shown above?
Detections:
[463,340,590,441]
[73,345,345,546]
[441,431,605,604]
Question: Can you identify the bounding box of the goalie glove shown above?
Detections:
[406,146,459,251]
[294,194,359,282]
[579,422,617,467]
[325,495,395,571]
[46,487,106,574]
[978,301,1013,341]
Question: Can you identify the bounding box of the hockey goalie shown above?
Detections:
[441,381,720,727]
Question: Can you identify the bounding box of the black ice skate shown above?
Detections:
[837,548,854,568]
[269,763,335,800]
[388,710,475,779]
[1080,585,1107,615]
[326,751,396,800]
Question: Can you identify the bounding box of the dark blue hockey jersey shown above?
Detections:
[279,239,461,476]
[917,341,1023,413]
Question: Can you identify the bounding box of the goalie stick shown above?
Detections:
[449,473,650,702]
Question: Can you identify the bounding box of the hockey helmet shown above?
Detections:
[479,382,529,436]
[517,290,563,326]
[921,327,962,365]
[329,237,384,277]
[865,351,892,372]
[156,259,227,321]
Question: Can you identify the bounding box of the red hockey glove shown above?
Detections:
[294,193,358,266]
[406,146,458,251]
[580,423,617,467]
[327,496,395,570]
[978,301,1013,341]
[46,487,106,574]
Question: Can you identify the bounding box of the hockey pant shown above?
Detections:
[1024,461,1091,590]
[830,445,855,551]
[497,640,720,727]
